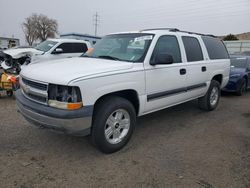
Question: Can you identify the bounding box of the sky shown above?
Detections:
[0,0,250,45]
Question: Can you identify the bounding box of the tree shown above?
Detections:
[223,34,238,41]
[22,14,38,46]
[22,13,58,45]
[36,14,58,41]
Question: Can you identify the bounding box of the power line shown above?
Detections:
[93,12,100,36]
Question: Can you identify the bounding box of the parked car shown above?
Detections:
[16,28,230,153]
[222,55,250,95]
[0,50,4,69]
[2,38,91,67]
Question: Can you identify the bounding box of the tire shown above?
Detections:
[91,96,136,154]
[236,79,247,96]
[198,80,221,111]
[6,90,13,97]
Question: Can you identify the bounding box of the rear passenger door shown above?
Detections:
[144,35,188,113]
[181,36,209,99]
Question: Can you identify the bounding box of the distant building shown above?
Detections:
[224,40,250,54]
[60,33,101,46]
[0,37,20,49]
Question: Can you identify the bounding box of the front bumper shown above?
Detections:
[222,79,239,92]
[16,90,93,136]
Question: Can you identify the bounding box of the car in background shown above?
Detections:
[2,38,92,68]
[0,50,4,68]
[222,55,250,95]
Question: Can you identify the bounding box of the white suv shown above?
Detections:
[16,28,230,153]
[3,38,91,65]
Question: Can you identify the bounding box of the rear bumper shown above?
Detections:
[16,89,93,136]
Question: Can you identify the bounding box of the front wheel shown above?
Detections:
[198,80,221,111]
[236,79,247,96]
[91,96,136,154]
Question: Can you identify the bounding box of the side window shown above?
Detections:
[182,36,204,62]
[56,43,88,53]
[72,43,88,53]
[151,35,181,64]
[202,36,229,59]
[56,43,71,53]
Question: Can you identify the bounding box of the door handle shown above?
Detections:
[202,66,207,72]
[180,68,186,75]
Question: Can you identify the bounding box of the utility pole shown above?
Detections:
[93,12,100,36]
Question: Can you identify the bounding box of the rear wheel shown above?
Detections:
[198,80,220,111]
[236,79,247,96]
[91,96,136,154]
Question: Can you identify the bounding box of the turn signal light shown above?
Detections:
[48,100,83,110]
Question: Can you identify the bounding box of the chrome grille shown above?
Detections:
[22,77,47,91]
[20,76,48,104]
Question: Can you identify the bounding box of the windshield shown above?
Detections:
[83,33,154,62]
[231,57,247,68]
[35,40,58,52]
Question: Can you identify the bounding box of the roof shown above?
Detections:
[60,33,101,39]
[110,28,216,38]
[47,38,89,43]
[0,37,20,41]
[141,28,216,37]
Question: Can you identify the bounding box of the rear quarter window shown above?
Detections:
[202,36,229,59]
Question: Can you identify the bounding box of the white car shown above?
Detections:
[3,38,91,66]
[16,28,230,153]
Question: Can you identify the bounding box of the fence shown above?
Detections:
[224,40,250,54]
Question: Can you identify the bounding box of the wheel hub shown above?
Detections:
[210,87,219,106]
[104,109,130,144]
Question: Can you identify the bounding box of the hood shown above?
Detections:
[3,48,43,59]
[21,57,133,85]
[230,67,246,75]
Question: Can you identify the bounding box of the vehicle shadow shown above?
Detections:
[21,99,201,156]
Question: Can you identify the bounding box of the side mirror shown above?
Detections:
[150,53,173,65]
[53,48,63,54]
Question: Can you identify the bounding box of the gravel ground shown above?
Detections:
[0,92,250,188]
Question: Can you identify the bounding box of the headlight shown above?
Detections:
[48,84,82,110]
[230,74,241,79]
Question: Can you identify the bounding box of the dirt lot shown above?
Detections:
[0,92,250,188]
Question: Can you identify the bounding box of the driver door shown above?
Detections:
[144,35,188,113]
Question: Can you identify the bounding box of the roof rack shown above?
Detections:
[141,28,216,38]
[140,28,180,32]
[178,30,216,38]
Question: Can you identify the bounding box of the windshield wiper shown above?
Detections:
[97,55,121,61]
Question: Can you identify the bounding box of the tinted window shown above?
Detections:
[202,36,229,59]
[72,43,88,53]
[56,43,72,53]
[151,35,181,63]
[182,36,203,62]
[56,43,88,53]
